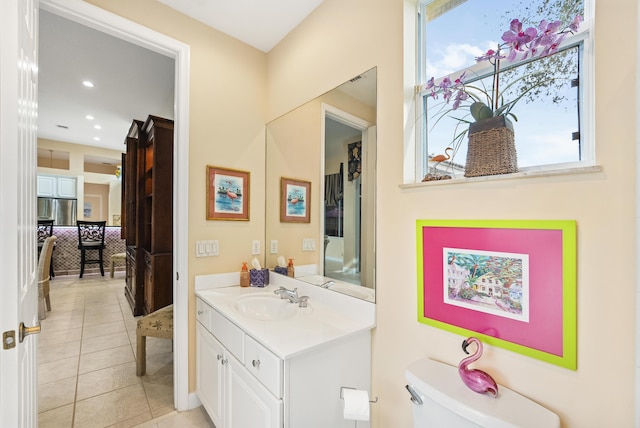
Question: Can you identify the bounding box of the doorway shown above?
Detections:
[39,0,190,411]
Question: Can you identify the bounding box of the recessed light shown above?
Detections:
[94,137,100,141]
[94,125,102,130]
[85,115,94,120]
[82,81,94,88]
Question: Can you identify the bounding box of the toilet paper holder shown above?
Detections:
[340,386,378,404]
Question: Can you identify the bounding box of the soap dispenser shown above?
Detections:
[287,258,295,278]
[240,262,250,287]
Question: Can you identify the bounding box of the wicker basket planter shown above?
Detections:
[464,116,518,177]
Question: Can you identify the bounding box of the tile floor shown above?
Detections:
[38,274,215,428]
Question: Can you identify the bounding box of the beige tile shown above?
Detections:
[82,320,127,339]
[38,326,82,347]
[141,352,173,377]
[38,376,76,413]
[38,355,79,385]
[155,407,215,428]
[38,403,74,428]
[85,304,123,317]
[124,317,139,332]
[83,309,124,327]
[142,375,174,411]
[79,344,134,374]
[40,313,84,332]
[76,361,141,400]
[145,337,173,357]
[81,331,131,354]
[150,404,175,419]
[38,339,81,364]
[74,383,150,428]
[107,410,154,428]
[47,299,86,312]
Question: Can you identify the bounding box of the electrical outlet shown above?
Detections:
[270,240,278,254]
[252,240,261,255]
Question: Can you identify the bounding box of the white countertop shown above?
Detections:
[195,273,376,359]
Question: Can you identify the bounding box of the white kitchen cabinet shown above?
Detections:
[196,296,371,428]
[56,176,77,198]
[37,175,56,197]
[37,174,77,198]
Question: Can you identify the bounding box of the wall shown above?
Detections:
[84,0,268,393]
[268,0,637,427]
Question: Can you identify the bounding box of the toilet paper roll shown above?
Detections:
[343,389,370,421]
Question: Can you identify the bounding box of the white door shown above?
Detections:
[0,0,40,427]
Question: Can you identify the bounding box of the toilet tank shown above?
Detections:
[405,358,560,428]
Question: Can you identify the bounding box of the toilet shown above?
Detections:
[405,358,560,428]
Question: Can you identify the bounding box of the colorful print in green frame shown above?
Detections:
[416,219,577,370]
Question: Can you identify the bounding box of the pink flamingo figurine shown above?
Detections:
[458,337,499,397]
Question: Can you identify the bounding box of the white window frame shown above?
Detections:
[413,0,595,183]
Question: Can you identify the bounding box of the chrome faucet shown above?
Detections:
[320,280,335,289]
[274,286,309,307]
[274,286,299,303]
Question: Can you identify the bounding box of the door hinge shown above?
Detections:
[3,331,16,350]
[571,78,579,88]
[572,131,580,141]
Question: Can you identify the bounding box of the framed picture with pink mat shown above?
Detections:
[416,219,577,370]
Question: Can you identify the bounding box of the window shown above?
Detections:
[416,0,592,180]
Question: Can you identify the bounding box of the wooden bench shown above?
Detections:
[136,304,173,376]
[109,252,126,278]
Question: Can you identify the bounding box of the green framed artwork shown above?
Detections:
[416,219,577,370]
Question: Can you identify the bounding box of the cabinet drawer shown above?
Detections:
[244,335,283,398]
[196,298,212,331]
[210,308,244,362]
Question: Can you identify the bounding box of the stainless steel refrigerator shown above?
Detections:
[37,197,77,226]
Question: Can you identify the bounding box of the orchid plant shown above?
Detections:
[424,15,583,127]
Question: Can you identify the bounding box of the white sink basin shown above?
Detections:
[234,294,297,321]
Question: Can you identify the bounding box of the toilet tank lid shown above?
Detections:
[405,358,560,428]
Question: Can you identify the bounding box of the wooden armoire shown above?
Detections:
[122,115,174,316]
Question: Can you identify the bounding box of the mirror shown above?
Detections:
[266,68,377,302]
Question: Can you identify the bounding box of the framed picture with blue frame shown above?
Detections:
[280,177,311,223]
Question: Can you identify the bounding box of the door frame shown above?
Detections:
[40,0,191,410]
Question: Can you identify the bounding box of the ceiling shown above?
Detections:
[157,0,325,53]
[37,0,338,163]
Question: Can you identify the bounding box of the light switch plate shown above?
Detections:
[270,240,278,254]
[252,240,261,255]
[302,238,316,251]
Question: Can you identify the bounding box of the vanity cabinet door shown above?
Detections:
[196,323,226,428]
[226,353,282,428]
[244,335,283,398]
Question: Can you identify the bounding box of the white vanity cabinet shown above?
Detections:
[196,294,372,428]
[196,299,282,428]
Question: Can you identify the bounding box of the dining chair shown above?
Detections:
[38,236,57,320]
[37,219,55,278]
[76,220,106,278]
